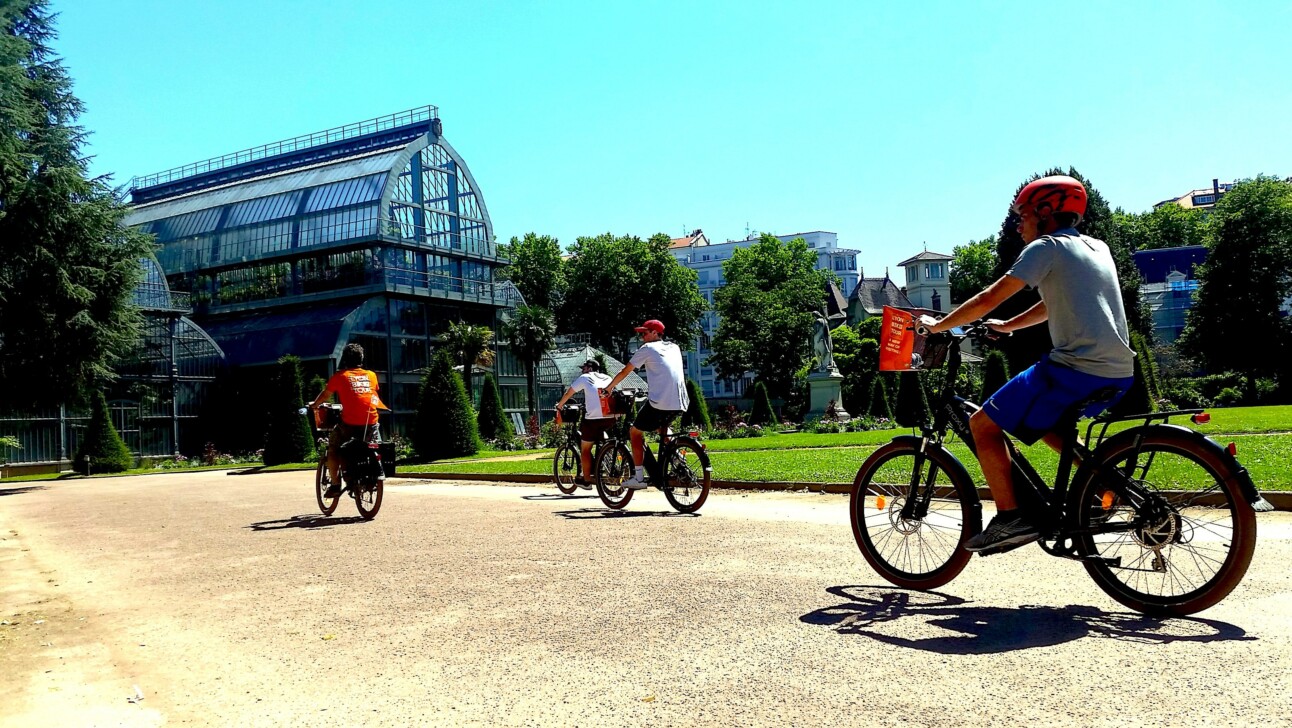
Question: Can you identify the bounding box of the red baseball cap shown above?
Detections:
[634,319,665,334]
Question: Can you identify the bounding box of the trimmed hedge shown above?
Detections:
[477,372,514,441]
[263,355,315,466]
[75,390,132,473]
[414,348,481,460]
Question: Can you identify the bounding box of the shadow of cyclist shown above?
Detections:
[800,585,1252,655]
[0,485,48,498]
[521,493,599,501]
[246,514,368,531]
[553,508,699,520]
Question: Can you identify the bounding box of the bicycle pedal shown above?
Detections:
[974,540,1030,557]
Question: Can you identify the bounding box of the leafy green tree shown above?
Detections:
[842,338,879,415]
[950,236,998,304]
[443,320,495,392]
[0,1,154,410]
[894,370,930,427]
[709,235,832,399]
[75,390,132,473]
[1113,204,1210,252]
[1180,177,1292,399]
[476,372,513,442]
[1131,331,1161,405]
[867,377,893,420]
[681,378,712,430]
[560,233,705,361]
[991,167,1149,372]
[856,316,883,342]
[748,381,776,425]
[498,233,566,310]
[502,304,557,417]
[414,348,480,460]
[979,349,1011,403]
[830,323,862,374]
[263,355,314,466]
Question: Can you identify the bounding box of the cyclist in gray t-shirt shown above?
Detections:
[921,175,1136,554]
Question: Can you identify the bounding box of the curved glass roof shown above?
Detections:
[124,106,496,278]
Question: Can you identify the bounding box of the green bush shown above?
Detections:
[75,390,132,473]
[749,381,776,426]
[476,373,514,442]
[1215,387,1244,407]
[979,349,1010,403]
[414,349,481,460]
[894,370,930,428]
[263,355,315,466]
[682,378,712,430]
[867,377,893,420]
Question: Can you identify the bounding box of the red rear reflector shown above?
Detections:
[1227,442,1237,456]
[688,431,699,438]
[1191,412,1211,424]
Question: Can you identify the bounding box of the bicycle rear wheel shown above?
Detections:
[553,442,580,495]
[595,441,635,509]
[354,476,383,520]
[1073,429,1256,616]
[662,437,711,513]
[315,460,340,516]
[850,440,978,589]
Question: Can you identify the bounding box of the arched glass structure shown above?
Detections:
[123,107,525,438]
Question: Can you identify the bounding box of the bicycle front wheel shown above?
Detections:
[316,460,340,516]
[553,442,580,495]
[595,441,635,510]
[662,437,711,513]
[1073,429,1256,616]
[850,440,978,589]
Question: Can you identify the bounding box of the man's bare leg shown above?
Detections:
[629,427,645,468]
[969,409,1017,510]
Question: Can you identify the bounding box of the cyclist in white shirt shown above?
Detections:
[600,319,689,489]
[553,358,614,490]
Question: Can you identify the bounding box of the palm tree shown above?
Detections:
[502,305,556,417]
[443,321,495,394]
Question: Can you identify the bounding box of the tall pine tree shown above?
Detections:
[0,1,154,410]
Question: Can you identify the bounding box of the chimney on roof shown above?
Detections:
[1213,179,1219,195]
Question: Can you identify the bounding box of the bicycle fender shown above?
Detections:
[1080,424,1265,509]
[886,435,984,522]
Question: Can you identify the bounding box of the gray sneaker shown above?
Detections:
[966,512,1040,553]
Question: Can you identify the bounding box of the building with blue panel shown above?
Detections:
[122,107,526,437]
[1133,246,1207,343]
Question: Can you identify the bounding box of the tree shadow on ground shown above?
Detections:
[800,585,1253,655]
[246,514,368,531]
[0,485,48,497]
[522,493,599,501]
[553,507,699,520]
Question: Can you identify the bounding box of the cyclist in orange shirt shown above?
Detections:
[310,343,382,497]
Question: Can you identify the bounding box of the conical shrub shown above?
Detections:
[263,355,315,466]
[682,378,712,430]
[867,377,893,420]
[414,348,480,460]
[477,372,514,442]
[75,390,132,473]
[748,381,776,426]
[979,349,1011,403]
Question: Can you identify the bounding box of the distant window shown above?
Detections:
[906,267,917,284]
[924,263,945,279]
[1192,194,1215,205]
[807,241,816,248]
[702,254,710,261]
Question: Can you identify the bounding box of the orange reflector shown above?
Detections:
[876,495,887,509]
[1191,412,1211,425]
[1101,491,1115,510]
[1228,442,1237,456]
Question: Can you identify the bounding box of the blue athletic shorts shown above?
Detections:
[982,356,1134,445]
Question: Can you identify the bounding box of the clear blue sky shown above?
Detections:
[54,0,1291,278]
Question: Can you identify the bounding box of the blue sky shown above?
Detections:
[55,0,1291,278]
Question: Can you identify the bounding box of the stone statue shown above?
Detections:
[812,309,841,374]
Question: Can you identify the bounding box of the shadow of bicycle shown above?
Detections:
[246,514,368,531]
[0,485,49,498]
[800,585,1252,655]
[522,493,599,501]
[553,507,699,520]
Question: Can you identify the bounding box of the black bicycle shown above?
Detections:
[306,403,386,520]
[552,404,615,495]
[594,390,712,514]
[850,323,1272,616]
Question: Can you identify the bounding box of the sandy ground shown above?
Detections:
[1,472,1290,727]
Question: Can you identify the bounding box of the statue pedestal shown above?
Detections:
[806,370,850,421]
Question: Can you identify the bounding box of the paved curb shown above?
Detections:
[394,472,1292,511]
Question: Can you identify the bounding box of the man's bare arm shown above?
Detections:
[999,301,1048,332]
[600,363,636,394]
[927,275,1027,333]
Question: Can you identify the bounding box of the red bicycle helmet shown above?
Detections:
[1012,175,1088,221]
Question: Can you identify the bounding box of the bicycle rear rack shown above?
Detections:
[1084,408,1206,450]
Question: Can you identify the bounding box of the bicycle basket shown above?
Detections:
[878,306,949,371]
[604,390,634,416]
[313,404,342,429]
